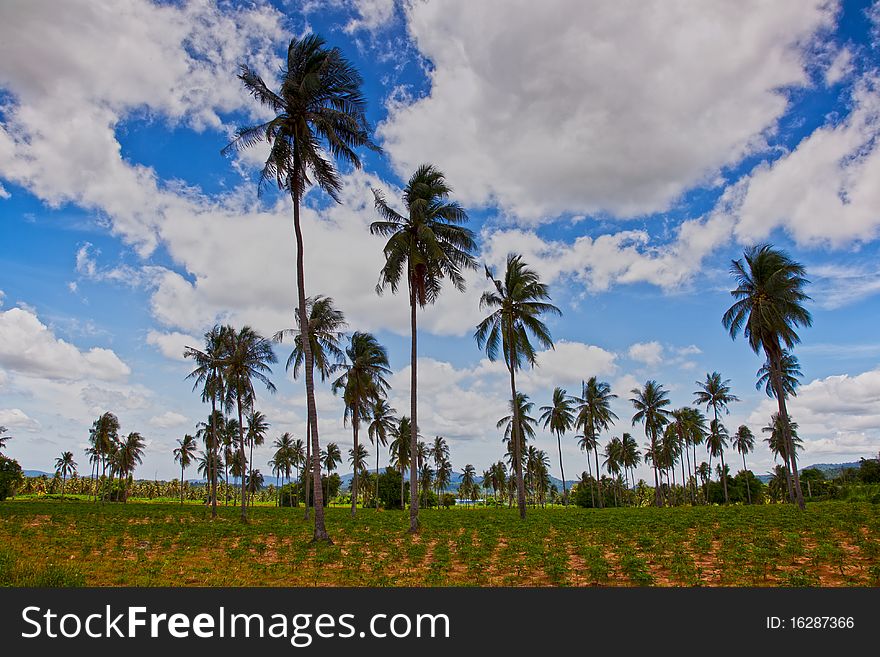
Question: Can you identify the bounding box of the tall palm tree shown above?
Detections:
[498,392,538,472]
[460,464,477,507]
[390,416,413,508]
[54,451,77,500]
[435,458,453,501]
[229,35,376,543]
[222,417,239,504]
[271,432,295,506]
[539,387,576,506]
[756,351,802,399]
[706,419,730,502]
[723,244,812,509]
[367,398,396,510]
[621,433,642,499]
[630,381,672,507]
[694,372,739,504]
[274,295,347,522]
[733,424,756,504]
[429,435,449,499]
[245,409,270,504]
[115,432,145,503]
[574,377,618,509]
[321,442,342,504]
[476,254,560,519]
[331,332,391,516]
[603,437,624,506]
[89,412,120,502]
[184,325,231,517]
[222,326,276,522]
[173,434,198,505]
[372,165,477,532]
[245,469,264,502]
[348,443,370,503]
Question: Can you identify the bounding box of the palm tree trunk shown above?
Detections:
[237,399,247,522]
[693,441,700,503]
[593,440,604,509]
[248,435,255,508]
[743,453,752,504]
[210,396,218,517]
[181,461,185,506]
[507,363,527,520]
[351,404,359,517]
[555,432,567,506]
[720,450,729,504]
[772,364,805,510]
[685,440,694,504]
[292,191,329,542]
[375,445,380,510]
[408,282,420,533]
[585,451,595,507]
[304,421,311,519]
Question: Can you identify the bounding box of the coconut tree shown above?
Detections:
[173,434,198,505]
[245,469,264,503]
[0,426,11,452]
[621,433,642,501]
[733,425,756,503]
[389,416,412,509]
[630,381,672,507]
[245,409,270,504]
[476,254,560,519]
[54,451,77,500]
[722,244,812,509]
[228,35,376,543]
[574,377,618,509]
[603,437,624,506]
[221,326,277,522]
[331,331,391,516]
[184,325,231,517]
[539,387,576,506]
[694,372,739,504]
[460,464,476,507]
[348,443,370,504]
[763,413,803,489]
[274,295,347,521]
[372,165,477,532]
[706,419,730,502]
[367,398,396,510]
[89,412,120,502]
[435,458,453,500]
[271,432,295,506]
[115,432,145,503]
[320,442,342,505]
[498,392,538,475]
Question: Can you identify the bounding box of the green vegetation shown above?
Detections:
[2,500,878,588]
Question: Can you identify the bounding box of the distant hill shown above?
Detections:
[337,469,576,492]
[755,461,865,483]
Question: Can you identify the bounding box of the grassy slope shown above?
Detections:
[1,499,879,587]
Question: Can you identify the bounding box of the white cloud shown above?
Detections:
[0,307,130,382]
[809,263,880,309]
[344,0,396,33]
[732,75,880,247]
[628,341,664,366]
[824,46,853,85]
[149,411,189,429]
[0,408,41,432]
[749,366,880,461]
[146,330,202,362]
[380,0,836,222]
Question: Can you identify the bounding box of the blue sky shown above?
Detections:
[2,0,880,483]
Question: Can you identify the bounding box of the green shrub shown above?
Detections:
[0,456,23,501]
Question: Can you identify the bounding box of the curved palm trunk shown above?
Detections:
[593,441,604,509]
[651,432,662,508]
[555,432,567,506]
[304,421,311,519]
[237,399,247,522]
[61,473,66,500]
[351,404,359,517]
[408,283,420,533]
[292,188,329,542]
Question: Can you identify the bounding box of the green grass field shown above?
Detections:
[2,499,879,587]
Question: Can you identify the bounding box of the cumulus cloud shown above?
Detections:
[0,408,41,432]
[628,341,665,367]
[0,307,130,382]
[149,411,189,429]
[344,0,396,33]
[146,330,202,362]
[732,75,880,247]
[380,0,836,222]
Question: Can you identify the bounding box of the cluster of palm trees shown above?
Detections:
[84,412,145,502]
[197,32,815,541]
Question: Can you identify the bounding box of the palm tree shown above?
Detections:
[173,434,198,505]
[372,165,477,532]
[271,432,295,506]
[245,409,270,504]
[603,438,624,506]
[222,326,277,522]
[574,377,618,509]
[460,464,476,507]
[89,412,120,502]
[274,294,347,522]
[630,381,672,507]
[733,425,756,503]
[389,416,412,509]
[621,433,642,499]
[197,450,223,497]
[476,254,560,518]
[184,325,230,516]
[763,413,803,489]
[706,419,730,502]
[429,435,450,499]
[539,387,575,506]
[722,244,812,509]
[331,331,391,516]
[498,392,538,472]
[0,426,11,452]
[115,432,145,503]
[435,458,453,501]
[222,417,239,504]
[367,398,396,510]
[229,35,376,543]
[694,372,739,504]
[245,469,264,502]
[54,451,77,500]
[320,442,342,505]
[348,443,370,492]
[756,351,802,400]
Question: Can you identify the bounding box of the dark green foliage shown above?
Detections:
[278,483,300,507]
[0,456,23,501]
[376,468,403,509]
[858,458,880,484]
[441,493,456,508]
